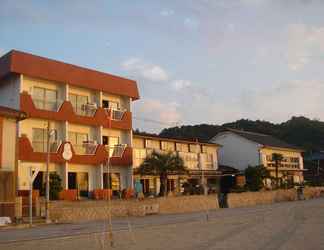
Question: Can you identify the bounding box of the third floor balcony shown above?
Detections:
[20,91,132,130]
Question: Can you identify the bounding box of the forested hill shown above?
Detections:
[159,116,324,153]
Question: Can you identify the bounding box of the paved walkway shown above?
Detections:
[1,198,324,250]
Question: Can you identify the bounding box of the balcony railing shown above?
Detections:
[104,108,126,121]
[105,144,127,157]
[72,103,97,117]
[21,92,132,130]
[32,141,61,153]
[31,98,63,112]
[20,136,133,166]
[73,142,98,155]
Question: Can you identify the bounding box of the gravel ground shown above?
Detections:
[1,198,324,250]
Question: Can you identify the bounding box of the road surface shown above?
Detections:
[1,198,324,250]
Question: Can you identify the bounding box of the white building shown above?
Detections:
[210,129,304,185]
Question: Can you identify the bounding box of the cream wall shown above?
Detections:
[1,118,17,171]
[0,75,21,110]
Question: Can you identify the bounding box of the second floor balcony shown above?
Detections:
[19,135,132,166]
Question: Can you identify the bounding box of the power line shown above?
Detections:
[133,116,180,127]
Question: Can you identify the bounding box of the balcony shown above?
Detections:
[19,135,132,166]
[72,142,98,155]
[72,103,97,117]
[32,140,62,153]
[20,92,132,130]
[31,97,63,112]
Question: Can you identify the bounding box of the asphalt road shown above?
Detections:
[1,198,324,250]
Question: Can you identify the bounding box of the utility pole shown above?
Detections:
[45,120,51,224]
[197,139,207,196]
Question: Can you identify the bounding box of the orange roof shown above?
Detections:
[0,50,140,100]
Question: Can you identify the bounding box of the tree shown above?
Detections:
[272,153,283,189]
[48,172,63,200]
[245,165,268,191]
[138,151,187,196]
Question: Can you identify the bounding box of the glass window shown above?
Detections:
[134,148,146,159]
[161,141,175,151]
[146,139,160,149]
[69,132,88,154]
[32,128,57,152]
[69,93,89,115]
[33,87,57,111]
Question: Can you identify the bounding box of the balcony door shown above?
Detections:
[102,136,120,156]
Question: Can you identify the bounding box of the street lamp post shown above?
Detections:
[45,120,55,224]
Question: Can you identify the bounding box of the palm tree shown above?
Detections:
[138,150,187,196]
[272,153,283,189]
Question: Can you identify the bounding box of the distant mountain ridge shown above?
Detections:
[158,116,324,153]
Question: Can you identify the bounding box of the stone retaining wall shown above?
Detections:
[49,187,324,223]
[49,195,218,223]
[303,187,324,200]
[227,189,297,208]
[227,187,324,208]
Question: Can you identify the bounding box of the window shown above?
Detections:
[32,87,58,111]
[176,143,189,152]
[189,144,200,153]
[161,141,175,151]
[146,139,160,149]
[69,93,90,116]
[69,132,88,154]
[134,148,147,159]
[206,154,213,163]
[32,128,57,152]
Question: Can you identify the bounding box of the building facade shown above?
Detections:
[0,106,26,202]
[0,50,139,196]
[133,133,221,195]
[210,129,304,186]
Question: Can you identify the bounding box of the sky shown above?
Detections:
[1,0,324,133]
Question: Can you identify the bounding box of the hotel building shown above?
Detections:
[133,133,221,195]
[0,50,139,197]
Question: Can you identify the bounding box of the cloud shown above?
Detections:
[236,80,324,122]
[121,58,169,82]
[286,24,324,71]
[171,80,192,91]
[133,99,181,131]
[160,9,174,17]
[0,48,4,56]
